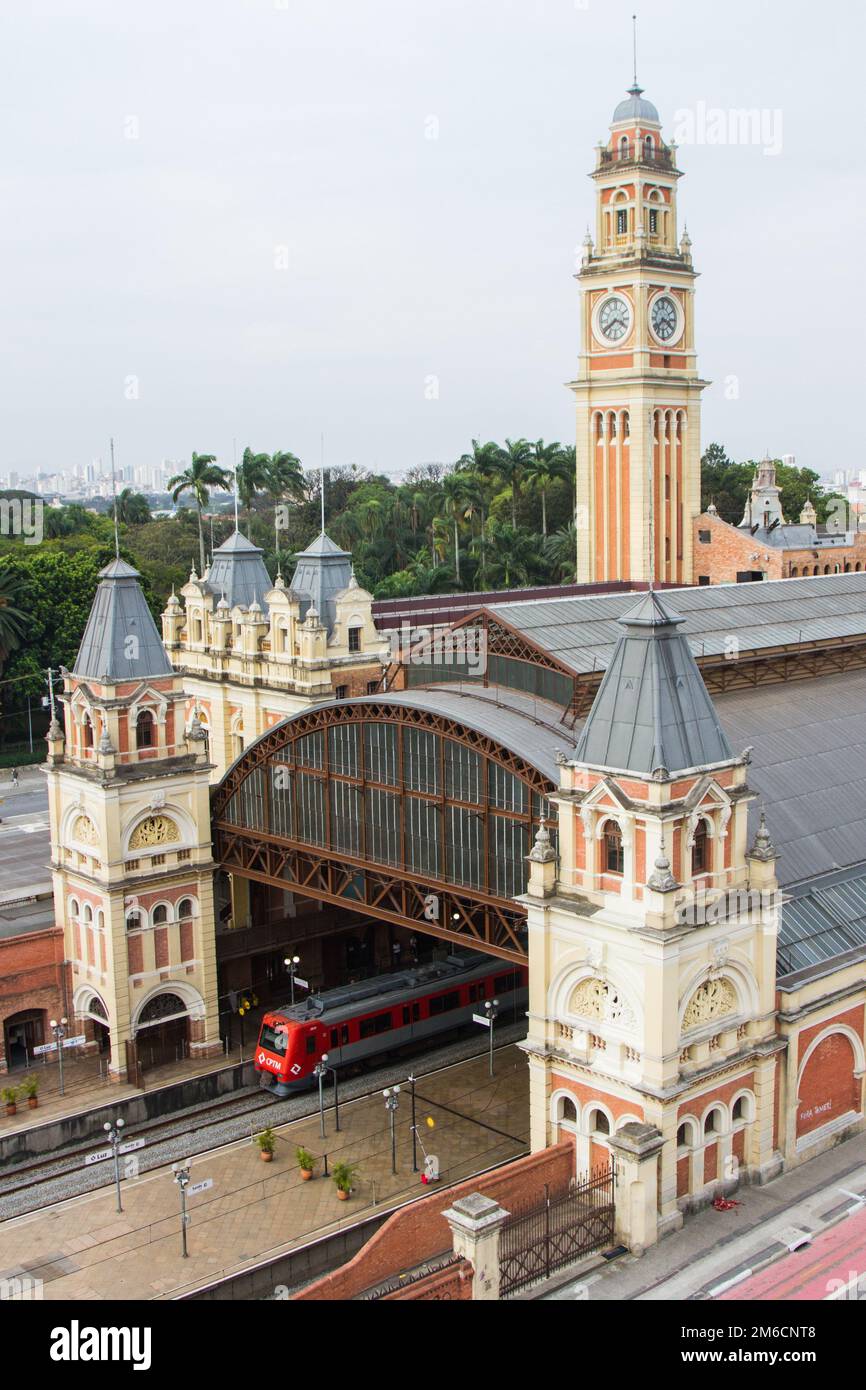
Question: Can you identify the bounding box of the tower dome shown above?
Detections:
[612,83,660,125]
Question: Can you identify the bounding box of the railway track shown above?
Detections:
[0,1023,526,1219]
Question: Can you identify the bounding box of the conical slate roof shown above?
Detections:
[206,529,272,611]
[73,558,174,682]
[290,531,353,634]
[574,589,734,776]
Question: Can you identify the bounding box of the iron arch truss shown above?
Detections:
[211,700,558,961]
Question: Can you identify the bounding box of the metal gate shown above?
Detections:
[499,1165,615,1297]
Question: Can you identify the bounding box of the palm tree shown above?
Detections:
[430,516,451,570]
[0,567,26,668]
[442,472,472,583]
[234,448,271,531]
[485,521,540,588]
[495,437,533,527]
[525,440,565,537]
[544,523,578,583]
[265,451,305,555]
[168,453,232,575]
[115,489,151,526]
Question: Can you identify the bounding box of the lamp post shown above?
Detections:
[173,1160,191,1258]
[408,1073,418,1172]
[313,1054,328,1139]
[284,955,300,1006]
[484,998,499,1078]
[49,1016,68,1097]
[104,1117,126,1212]
[317,1052,340,1132]
[383,1085,400,1175]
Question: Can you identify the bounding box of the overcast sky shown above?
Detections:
[1,0,862,482]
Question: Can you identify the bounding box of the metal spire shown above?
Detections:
[632,13,638,88]
[318,430,325,533]
[233,437,239,531]
[110,436,120,559]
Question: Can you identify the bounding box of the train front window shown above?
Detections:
[260,1023,288,1054]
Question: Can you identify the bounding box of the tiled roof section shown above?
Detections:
[206,530,273,611]
[485,572,866,676]
[573,590,734,776]
[73,558,174,681]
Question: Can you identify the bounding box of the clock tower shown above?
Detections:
[571,80,708,585]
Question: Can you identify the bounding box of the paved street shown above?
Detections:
[0,767,50,901]
[543,1129,866,1301]
[0,1044,529,1300]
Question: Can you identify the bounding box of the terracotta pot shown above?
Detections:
[27,1097,38,1109]
[260,1149,274,1162]
[300,1169,313,1181]
[5,1104,16,1117]
[337,1188,349,1200]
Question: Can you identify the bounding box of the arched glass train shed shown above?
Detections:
[211,691,575,962]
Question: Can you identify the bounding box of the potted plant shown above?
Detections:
[2,1086,19,1117]
[331,1160,359,1201]
[20,1075,39,1109]
[296,1146,316,1180]
[255,1127,277,1162]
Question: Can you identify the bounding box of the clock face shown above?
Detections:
[597,294,631,343]
[651,294,679,343]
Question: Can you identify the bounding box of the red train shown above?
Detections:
[254,950,528,1096]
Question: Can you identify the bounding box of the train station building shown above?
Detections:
[17,78,866,1233]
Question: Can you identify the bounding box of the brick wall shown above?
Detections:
[293,1143,575,1301]
[693,512,866,585]
[0,927,69,1072]
[381,1258,474,1300]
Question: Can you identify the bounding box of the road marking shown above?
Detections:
[708,1268,753,1297]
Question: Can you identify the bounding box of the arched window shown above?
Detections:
[69,897,80,919]
[192,616,203,643]
[704,1109,722,1137]
[790,566,798,577]
[83,904,93,924]
[556,1095,578,1125]
[677,1122,691,1148]
[136,710,155,749]
[692,820,709,875]
[603,822,624,874]
[83,716,94,750]
[845,563,852,572]
[824,565,831,575]
[588,1108,610,1135]
[177,898,194,919]
[126,911,141,931]
[732,1095,749,1124]
[644,135,653,159]
[619,135,630,160]
[152,904,169,926]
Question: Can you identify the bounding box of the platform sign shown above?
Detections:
[33,1034,86,1056]
[294,977,309,990]
[85,1147,113,1166]
[188,1178,213,1196]
[119,1138,145,1155]
[472,1013,492,1027]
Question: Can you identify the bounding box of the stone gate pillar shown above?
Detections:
[442,1193,510,1300]
[608,1122,666,1255]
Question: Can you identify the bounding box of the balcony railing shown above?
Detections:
[599,145,676,170]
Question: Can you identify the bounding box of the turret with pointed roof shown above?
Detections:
[73,558,174,682]
[206,530,272,611]
[574,589,733,777]
[289,531,353,634]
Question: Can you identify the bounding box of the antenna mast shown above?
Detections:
[110,437,120,559]
[320,432,326,534]
[233,437,239,531]
[632,13,638,86]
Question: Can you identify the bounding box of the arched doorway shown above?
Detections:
[3,1010,45,1070]
[135,992,190,1068]
[86,994,111,1055]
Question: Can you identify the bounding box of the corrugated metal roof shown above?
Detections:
[779,867,866,975]
[486,573,866,675]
